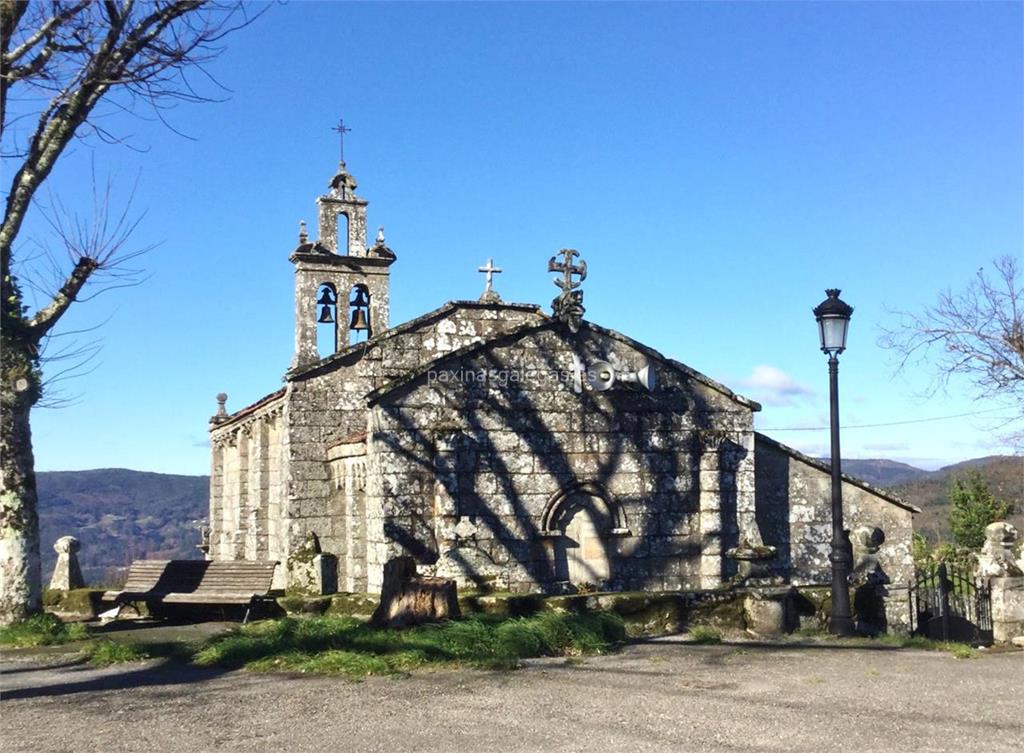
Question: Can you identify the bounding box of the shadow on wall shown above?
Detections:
[367,324,743,593]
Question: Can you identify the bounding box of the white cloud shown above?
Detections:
[738,365,815,406]
[861,441,910,453]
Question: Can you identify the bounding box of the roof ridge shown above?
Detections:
[753,431,921,513]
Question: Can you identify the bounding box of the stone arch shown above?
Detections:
[540,480,629,535]
[542,482,627,586]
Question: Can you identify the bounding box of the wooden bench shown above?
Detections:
[103,559,280,622]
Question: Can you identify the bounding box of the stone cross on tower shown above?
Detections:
[477,258,503,303]
[548,248,587,332]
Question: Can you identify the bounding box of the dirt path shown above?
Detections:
[2,637,1021,753]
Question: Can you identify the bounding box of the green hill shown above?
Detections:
[38,469,209,586]
[890,456,1023,542]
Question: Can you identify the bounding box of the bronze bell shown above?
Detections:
[317,288,336,306]
[318,304,334,324]
[349,307,369,331]
[350,287,370,308]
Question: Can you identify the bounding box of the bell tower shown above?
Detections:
[289,160,396,369]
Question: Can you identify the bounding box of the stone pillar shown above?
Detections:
[698,431,726,589]
[49,536,84,591]
[991,577,1024,644]
[731,430,760,548]
[433,432,460,551]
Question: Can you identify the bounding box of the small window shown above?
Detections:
[337,212,349,255]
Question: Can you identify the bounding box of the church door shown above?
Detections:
[561,497,610,585]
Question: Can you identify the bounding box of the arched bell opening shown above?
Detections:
[315,282,338,358]
[348,284,371,344]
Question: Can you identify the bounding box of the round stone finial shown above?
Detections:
[215,393,228,418]
[54,535,80,555]
[299,220,308,243]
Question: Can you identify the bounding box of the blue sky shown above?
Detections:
[9,1,1022,475]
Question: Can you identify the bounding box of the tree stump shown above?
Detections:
[371,556,460,628]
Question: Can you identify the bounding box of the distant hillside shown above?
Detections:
[837,459,930,488]
[38,469,209,586]
[889,456,1024,542]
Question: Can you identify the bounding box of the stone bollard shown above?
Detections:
[743,587,793,637]
[991,577,1024,644]
[286,533,338,596]
[49,536,85,591]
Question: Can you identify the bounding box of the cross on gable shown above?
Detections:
[548,248,587,292]
[477,258,503,292]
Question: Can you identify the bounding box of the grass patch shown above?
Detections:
[86,640,150,666]
[194,612,625,678]
[868,634,977,658]
[688,625,722,645]
[0,613,89,647]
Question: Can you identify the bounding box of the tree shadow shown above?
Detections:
[0,658,231,701]
[366,320,742,593]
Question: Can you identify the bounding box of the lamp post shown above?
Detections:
[813,288,855,637]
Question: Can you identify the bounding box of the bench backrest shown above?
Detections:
[120,559,175,594]
[119,559,279,597]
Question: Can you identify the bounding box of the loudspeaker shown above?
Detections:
[617,363,656,392]
[587,361,616,392]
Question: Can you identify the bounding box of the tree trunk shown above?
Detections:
[0,346,41,625]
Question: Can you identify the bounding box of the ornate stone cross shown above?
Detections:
[547,248,587,332]
[548,248,587,292]
[477,258,503,303]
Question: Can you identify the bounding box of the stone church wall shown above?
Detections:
[209,400,286,564]
[753,433,915,588]
[365,324,757,594]
[280,303,544,588]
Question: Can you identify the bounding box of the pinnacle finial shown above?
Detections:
[211,393,228,423]
[376,226,385,244]
[299,220,308,244]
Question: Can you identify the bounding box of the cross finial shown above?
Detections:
[547,248,588,333]
[477,258,503,303]
[331,118,352,162]
[547,248,587,292]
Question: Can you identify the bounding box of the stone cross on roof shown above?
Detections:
[548,248,587,333]
[477,258,503,303]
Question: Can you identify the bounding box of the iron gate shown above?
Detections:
[908,562,993,646]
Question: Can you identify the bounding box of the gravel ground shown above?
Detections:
[2,636,1021,753]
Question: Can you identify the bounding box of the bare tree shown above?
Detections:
[880,256,1024,437]
[0,0,261,624]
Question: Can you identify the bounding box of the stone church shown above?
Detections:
[207,159,917,596]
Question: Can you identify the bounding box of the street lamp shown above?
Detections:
[813,288,855,637]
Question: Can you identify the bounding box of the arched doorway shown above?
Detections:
[560,496,610,584]
[544,483,627,587]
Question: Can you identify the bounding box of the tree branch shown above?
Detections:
[26,256,98,337]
